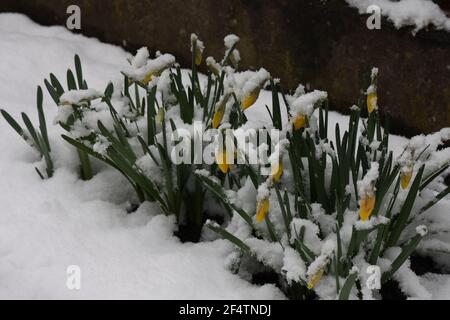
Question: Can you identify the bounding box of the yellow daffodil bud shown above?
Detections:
[256,198,269,223]
[191,34,204,66]
[400,167,413,190]
[307,268,324,290]
[271,162,283,182]
[206,57,221,77]
[195,50,202,66]
[212,93,231,129]
[367,92,377,114]
[293,114,306,131]
[155,108,165,124]
[141,71,154,86]
[212,108,225,129]
[359,195,376,221]
[215,150,229,174]
[241,88,260,110]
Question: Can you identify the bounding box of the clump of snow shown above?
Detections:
[416,225,429,237]
[224,34,241,67]
[59,89,103,105]
[355,215,390,230]
[241,68,271,95]
[245,238,284,272]
[256,181,271,201]
[92,135,111,156]
[129,47,149,69]
[190,33,204,53]
[206,56,221,75]
[290,218,322,255]
[224,34,240,49]
[357,162,379,197]
[123,50,175,82]
[289,90,328,117]
[346,0,450,33]
[306,240,335,279]
[282,247,306,284]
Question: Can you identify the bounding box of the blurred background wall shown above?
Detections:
[1,0,449,136]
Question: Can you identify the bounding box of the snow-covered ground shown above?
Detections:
[0,13,284,299]
[0,13,449,299]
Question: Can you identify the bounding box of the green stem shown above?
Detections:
[77,149,93,180]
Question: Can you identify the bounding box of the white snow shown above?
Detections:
[224,34,240,49]
[282,247,306,284]
[59,89,103,105]
[289,90,328,118]
[357,162,379,198]
[346,0,450,33]
[122,50,175,82]
[241,68,271,97]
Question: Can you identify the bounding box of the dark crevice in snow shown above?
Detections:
[410,254,446,276]
[380,280,407,300]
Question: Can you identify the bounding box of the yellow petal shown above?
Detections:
[307,269,324,290]
[215,150,229,174]
[155,108,165,124]
[256,198,269,223]
[195,52,202,66]
[293,114,306,131]
[367,92,377,114]
[359,195,376,221]
[271,162,283,182]
[241,88,260,110]
[212,107,225,129]
[400,170,413,190]
[141,71,154,85]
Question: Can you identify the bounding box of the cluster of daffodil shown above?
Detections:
[3,34,450,299]
[196,67,450,299]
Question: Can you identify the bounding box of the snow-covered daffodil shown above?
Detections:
[400,166,413,190]
[367,91,377,114]
[359,194,376,221]
[215,149,229,174]
[271,162,283,182]
[241,88,260,110]
[292,114,306,131]
[255,198,269,223]
[307,268,324,290]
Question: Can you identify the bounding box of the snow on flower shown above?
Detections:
[59,88,102,105]
[123,49,175,84]
[289,90,328,118]
[282,246,306,284]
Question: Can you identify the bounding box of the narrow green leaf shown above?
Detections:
[36,86,51,152]
[208,224,250,253]
[381,234,423,283]
[74,54,85,89]
[339,271,358,300]
[387,165,425,246]
[1,109,24,137]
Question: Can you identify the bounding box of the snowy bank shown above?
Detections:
[0,13,284,299]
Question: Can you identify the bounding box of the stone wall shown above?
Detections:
[1,0,449,136]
